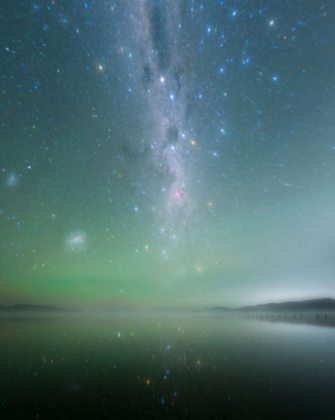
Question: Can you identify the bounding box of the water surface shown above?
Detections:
[0,313,334,419]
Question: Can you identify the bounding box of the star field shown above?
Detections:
[1,0,335,310]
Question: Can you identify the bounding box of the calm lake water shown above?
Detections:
[0,313,334,419]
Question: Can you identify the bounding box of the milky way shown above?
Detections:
[119,0,196,230]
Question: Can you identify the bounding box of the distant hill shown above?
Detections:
[0,304,66,312]
[206,298,335,313]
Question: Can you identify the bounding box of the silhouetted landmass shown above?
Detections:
[205,298,335,328]
[0,304,67,312]
[206,298,335,313]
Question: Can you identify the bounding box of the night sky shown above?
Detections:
[1,0,335,310]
